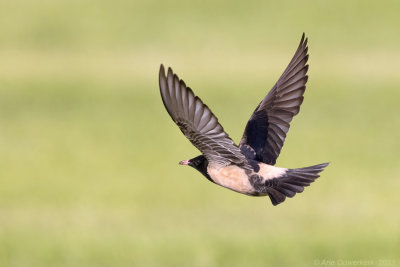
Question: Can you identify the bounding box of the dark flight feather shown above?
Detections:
[266,162,329,205]
[240,33,310,165]
[159,65,252,169]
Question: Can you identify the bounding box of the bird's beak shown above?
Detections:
[179,160,190,165]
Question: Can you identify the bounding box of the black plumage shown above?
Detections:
[239,33,309,165]
[159,66,252,170]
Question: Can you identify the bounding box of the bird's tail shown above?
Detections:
[267,162,330,206]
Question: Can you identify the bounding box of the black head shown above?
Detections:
[179,155,213,183]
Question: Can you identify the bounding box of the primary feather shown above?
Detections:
[239,33,309,165]
[159,65,252,169]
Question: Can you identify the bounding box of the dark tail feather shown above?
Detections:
[267,162,329,206]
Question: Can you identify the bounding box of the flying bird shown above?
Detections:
[159,33,329,206]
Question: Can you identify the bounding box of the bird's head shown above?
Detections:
[179,155,207,169]
[179,155,213,182]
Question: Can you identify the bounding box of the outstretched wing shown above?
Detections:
[239,33,309,165]
[159,65,251,169]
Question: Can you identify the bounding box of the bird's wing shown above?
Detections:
[239,33,309,165]
[159,65,251,169]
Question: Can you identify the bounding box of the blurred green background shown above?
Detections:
[0,0,399,266]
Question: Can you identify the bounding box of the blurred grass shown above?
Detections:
[0,0,399,266]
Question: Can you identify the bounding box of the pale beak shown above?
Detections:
[179,160,190,165]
